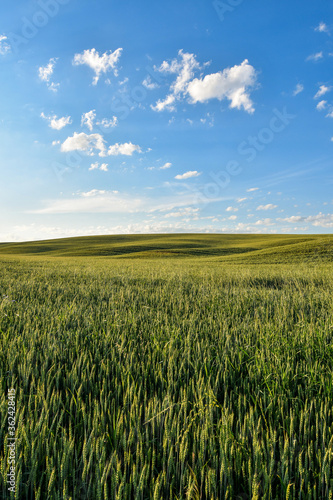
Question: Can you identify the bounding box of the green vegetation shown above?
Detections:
[0,234,333,499]
[0,233,332,263]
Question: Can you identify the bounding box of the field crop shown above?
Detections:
[0,235,332,499]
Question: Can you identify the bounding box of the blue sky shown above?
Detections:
[1,0,333,241]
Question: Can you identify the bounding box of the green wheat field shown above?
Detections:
[0,233,333,499]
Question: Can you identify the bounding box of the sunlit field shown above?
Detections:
[0,235,332,499]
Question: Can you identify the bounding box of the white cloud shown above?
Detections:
[246,187,259,192]
[255,218,273,225]
[41,112,72,130]
[152,94,177,112]
[89,162,99,171]
[164,207,199,218]
[306,52,324,62]
[38,58,59,91]
[280,212,333,228]
[147,162,172,171]
[226,206,238,212]
[61,132,106,156]
[228,215,237,220]
[187,59,258,114]
[315,22,330,33]
[0,35,11,55]
[314,85,331,99]
[293,83,304,96]
[175,170,201,180]
[142,76,159,90]
[153,52,258,114]
[30,189,216,216]
[108,142,142,156]
[61,133,142,157]
[52,140,61,146]
[152,50,201,111]
[73,48,122,85]
[97,116,118,128]
[237,197,247,202]
[81,111,118,131]
[256,204,278,211]
[89,162,109,172]
[326,108,333,118]
[316,100,327,111]
[81,110,96,131]
[32,190,140,214]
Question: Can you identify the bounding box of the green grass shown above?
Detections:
[0,233,331,263]
[0,234,333,499]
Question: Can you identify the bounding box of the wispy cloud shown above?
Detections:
[41,112,72,130]
[81,110,96,131]
[0,35,11,55]
[147,162,172,171]
[256,204,278,211]
[89,162,109,172]
[38,58,59,91]
[316,100,327,111]
[314,85,331,99]
[293,83,304,96]
[73,48,122,85]
[306,51,323,62]
[315,22,330,34]
[175,170,201,180]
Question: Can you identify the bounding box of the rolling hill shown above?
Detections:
[0,233,332,263]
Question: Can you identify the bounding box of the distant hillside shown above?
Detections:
[0,234,332,263]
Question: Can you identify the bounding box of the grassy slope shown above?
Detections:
[0,233,332,263]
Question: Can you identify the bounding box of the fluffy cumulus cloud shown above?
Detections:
[61,132,106,156]
[246,187,259,192]
[38,58,59,92]
[314,85,331,99]
[61,132,142,157]
[256,204,278,211]
[226,206,238,212]
[175,170,201,180]
[152,51,257,114]
[41,112,72,130]
[187,59,258,113]
[108,142,142,156]
[73,48,122,85]
[280,213,333,228]
[0,35,11,55]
